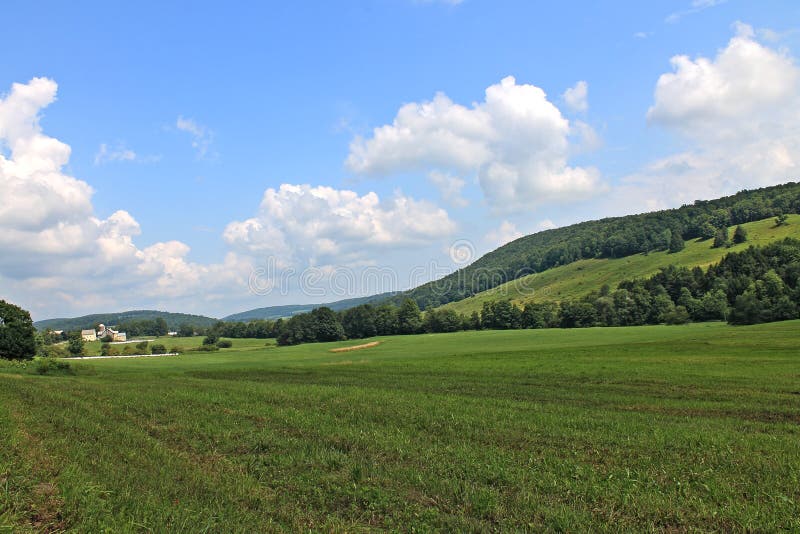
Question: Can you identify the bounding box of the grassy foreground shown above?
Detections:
[441,215,800,315]
[1,322,799,531]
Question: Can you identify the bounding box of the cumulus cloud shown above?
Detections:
[484,220,523,248]
[176,116,214,158]
[619,23,800,210]
[428,170,468,207]
[0,78,249,317]
[224,184,457,268]
[562,81,588,112]
[346,76,604,212]
[537,219,558,231]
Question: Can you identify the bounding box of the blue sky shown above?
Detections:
[2,0,799,319]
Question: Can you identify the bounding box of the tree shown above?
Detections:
[397,298,422,334]
[150,343,167,354]
[775,213,789,226]
[668,233,685,253]
[178,323,195,337]
[341,305,377,339]
[732,225,748,244]
[699,289,729,321]
[67,331,85,357]
[374,305,399,336]
[663,305,690,325]
[310,307,345,342]
[154,317,169,336]
[713,227,729,248]
[203,333,219,346]
[729,286,763,325]
[0,300,36,360]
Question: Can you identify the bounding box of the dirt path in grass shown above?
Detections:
[329,341,381,353]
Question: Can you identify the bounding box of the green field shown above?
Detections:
[441,215,800,316]
[1,322,799,531]
[75,336,269,357]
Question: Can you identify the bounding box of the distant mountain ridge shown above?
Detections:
[34,310,219,332]
[222,292,400,322]
[35,293,403,331]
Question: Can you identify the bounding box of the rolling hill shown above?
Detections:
[389,182,800,310]
[438,214,800,315]
[223,292,399,322]
[34,310,219,332]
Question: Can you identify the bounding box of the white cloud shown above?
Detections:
[666,0,727,23]
[346,76,604,212]
[94,142,136,165]
[562,81,588,112]
[619,24,800,210]
[0,78,250,317]
[634,31,651,39]
[484,220,523,248]
[176,116,214,158]
[537,219,558,231]
[428,170,468,207]
[224,183,456,268]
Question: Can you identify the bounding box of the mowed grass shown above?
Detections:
[1,322,799,532]
[442,215,800,315]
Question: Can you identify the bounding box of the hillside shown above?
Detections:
[439,214,800,315]
[390,182,800,310]
[34,310,218,332]
[223,291,399,322]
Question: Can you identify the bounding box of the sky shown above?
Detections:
[2,0,800,320]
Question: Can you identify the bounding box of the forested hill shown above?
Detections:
[34,310,218,332]
[392,182,800,310]
[223,292,400,322]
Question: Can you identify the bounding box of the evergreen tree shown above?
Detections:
[732,225,748,244]
[713,227,730,248]
[668,233,685,253]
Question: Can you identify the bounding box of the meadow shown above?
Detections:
[1,322,799,531]
[441,214,800,315]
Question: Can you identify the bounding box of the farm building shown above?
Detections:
[97,324,127,342]
[81,329,97,341]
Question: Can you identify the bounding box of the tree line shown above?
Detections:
[252,238,800,347]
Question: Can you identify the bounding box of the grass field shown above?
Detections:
[76,336,270,357]
[1,322,799,531]
[441,215,800,316]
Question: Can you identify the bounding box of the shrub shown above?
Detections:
[202,334,219,346]
[150,343,167,355]
[34,357,73,376]
[136,341,149,352]
[216,339,232,349]
[169,346,183,354]
[193,345,219,352]
[664,305,691,325]
[67,332,85,357]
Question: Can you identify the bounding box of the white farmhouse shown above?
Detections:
[81,329,97,341]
